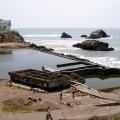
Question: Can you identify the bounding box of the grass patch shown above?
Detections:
[89,115,120,120]
[1,98,59,114]
[64,91,71,94]
[0,79,3,82]
[35,108,60,112]
[100,86,120,93]
[1,98,32,113]
[36,108,46,112]
[0,50,12,54]
[59,102,65,105]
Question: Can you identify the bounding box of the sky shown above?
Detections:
[1,0,120,28]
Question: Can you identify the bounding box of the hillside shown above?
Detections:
[0,29,31,50]
[0,28,24,43]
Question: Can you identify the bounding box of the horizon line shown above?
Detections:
[11,27,120,29]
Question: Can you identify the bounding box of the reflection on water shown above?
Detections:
[83,74,120,90]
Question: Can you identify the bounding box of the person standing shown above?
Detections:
[60,92,62,101]
[46,107,53,120]
[72,91,75,99]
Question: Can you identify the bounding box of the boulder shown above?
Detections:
[34,45,54,52]
[72,40,114,51]
[61,32,72,38]
[81,35,87,37]
[29,43,37,48]
[89,29,110,39]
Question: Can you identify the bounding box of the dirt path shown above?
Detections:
[0,42,30,49]
[0,80,120,120]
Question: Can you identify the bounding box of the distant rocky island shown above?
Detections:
[80,29,110,39]
[73,29,114,51]
[88,29,110,39]
[61,32,72,38]
[73,40,114,51]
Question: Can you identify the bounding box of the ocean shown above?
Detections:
[15,28,120,68]
[1,28,120,89]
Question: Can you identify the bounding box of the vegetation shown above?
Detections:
[0,50,12,54]
[1,98,32,113]
[89,115,120,120]
[100,86,120,93]
[36,108,46,112]
[83,74,120,80]
[1,98,60,113]
[0,79,3,82]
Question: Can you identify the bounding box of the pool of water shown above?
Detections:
[83,74,120,90]
[0,49,85,79]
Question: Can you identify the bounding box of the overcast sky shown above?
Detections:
[1,0,120,28]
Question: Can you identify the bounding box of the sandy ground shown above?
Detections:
[0,42,30,49]
[0,80,120,120]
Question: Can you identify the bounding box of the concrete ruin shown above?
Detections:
[8,69,71,89]
[8,46,120,90]
[43,65,120,76]
[59,65,120,76]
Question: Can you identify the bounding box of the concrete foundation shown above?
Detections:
[8,69,71,89]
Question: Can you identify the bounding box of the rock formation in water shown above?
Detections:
[61,32,72,38]
[30,44,54,52]
[88,29,110,39]
[72,40,114,51]
[81,35,87,38]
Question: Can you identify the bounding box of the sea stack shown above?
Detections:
[88,29,110,39]
[61,32,72,38]
[73,40,114,51]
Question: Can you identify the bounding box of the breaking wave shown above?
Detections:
[23,34,60,37]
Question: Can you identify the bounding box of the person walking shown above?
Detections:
[46,107,53,120]
[60,92,62,101]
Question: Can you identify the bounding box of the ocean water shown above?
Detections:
[15,28,120,68]
[1,28,120,89]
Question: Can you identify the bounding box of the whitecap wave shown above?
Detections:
[23,34,60,37]
[113,46,120,51]
[86,57,120,68]
[100,36,114,39]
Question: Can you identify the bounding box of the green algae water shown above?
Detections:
[83,74,120,90]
